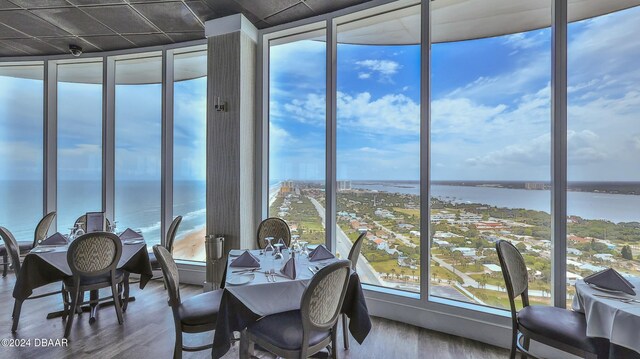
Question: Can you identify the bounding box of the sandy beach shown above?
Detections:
[173,227,207,261]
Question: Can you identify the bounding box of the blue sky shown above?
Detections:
[269,5,640,182]
[1,6,639,185]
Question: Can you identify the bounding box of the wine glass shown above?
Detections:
[274,243,284,260]
[300,241,309,257]
[264,237,275,254]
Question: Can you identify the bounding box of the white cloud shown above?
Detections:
[502,31,547,54]
[355,59,401,81]
[358,72,371,79]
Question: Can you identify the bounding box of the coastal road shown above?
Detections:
[308,197,388,287]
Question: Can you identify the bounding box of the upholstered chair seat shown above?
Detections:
[177,290,223,327]
[63,269,125,287]
[247,310,331,350]
[517,306,602,354]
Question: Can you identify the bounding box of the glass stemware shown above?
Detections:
[300,241,309,257]
[264,237,275,254]
[274,243,284,260]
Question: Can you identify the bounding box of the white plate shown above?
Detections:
[227,273,255,286]
[123,239,144,245]
[229,250,244,257]
[31,248,55,253]
[589,283,624,294]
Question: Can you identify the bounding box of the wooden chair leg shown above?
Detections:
[123,273,130,312]
[11,300,22,332]
[64,289,80,338]
[342,314,350,350]
[173,328,183,359]
[331,326,339,359]
[111,282,124,325]
[61,286,69,321]
[509,328,518,359]
[2,254,7,277]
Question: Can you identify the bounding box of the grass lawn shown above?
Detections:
[393,207,420,218]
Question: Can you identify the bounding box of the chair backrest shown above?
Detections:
[153,245,181,307]
[301,260,351,333]
[0,226,22,276]
[256,217,291,249]
[33,211,56,248]
[165,216,183,253]
[496,240,530,314]
[67,232,122,279]
[348,231,367,271]
[74,214,112,233]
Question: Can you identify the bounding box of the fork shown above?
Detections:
[265,270,271,282]
[270,269,277,282]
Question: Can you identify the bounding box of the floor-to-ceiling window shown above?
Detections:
[336,5,421,293]
[115,54,162,245]
[429,2,552,309]
[57,61,103,233]
[0,63,44,240]
[268,28,327,246]
[566,5,640,304]
[172,48,207,261]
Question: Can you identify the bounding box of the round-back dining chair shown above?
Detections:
[256,217,291,249]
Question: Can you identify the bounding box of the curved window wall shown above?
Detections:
[0,63,44,240]
[57,61,103,232]
[172,49,207,261]
[0,43,207,259]
[261,0,640,324]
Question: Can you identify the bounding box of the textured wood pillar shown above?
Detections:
[206,16,257,285]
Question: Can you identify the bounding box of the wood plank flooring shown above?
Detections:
[0,273,508,358]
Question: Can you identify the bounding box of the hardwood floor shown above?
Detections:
[0,273,508,358]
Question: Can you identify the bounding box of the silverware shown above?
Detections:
[593,294,640,303]
[232,268,260,273]
[308,266,317,275]
[270,269,276,282]
[265,270,271,282]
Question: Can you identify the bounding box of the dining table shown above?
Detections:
[572,278,640,359]
[211,249,372,358]
[12,232,154,323]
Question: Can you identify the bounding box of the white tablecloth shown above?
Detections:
[572,278,640,354]
[225,249,341,316]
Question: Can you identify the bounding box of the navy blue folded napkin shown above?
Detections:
[40,232,68,246]
[584,268,636,295]
[230,251,260,268]
[119,228,143,241]
[308,245,334,262]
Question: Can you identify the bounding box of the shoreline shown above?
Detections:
[173,227,206,261]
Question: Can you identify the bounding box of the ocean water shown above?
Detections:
[0,180,206,243]
[352,181,640,223]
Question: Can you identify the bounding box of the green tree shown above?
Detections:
[621,245,634,260]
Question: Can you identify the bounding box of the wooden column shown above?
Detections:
[206,15,257,286]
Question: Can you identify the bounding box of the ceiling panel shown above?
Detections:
[66,0,125,4]
[124,33,171,47]
[0,22,28,38]
[0,0,373,57]
[264,2,315,26]
[31,7,115,35]
[81,5,158,34]
[132,2,203,33]
[81,35,135,51]
[0,10,70,37]
[234,0,299,19]
[8,0,71,8]
[1,38,64,54]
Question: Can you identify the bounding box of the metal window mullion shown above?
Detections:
[256,33,268,226]
[44,60,57,231]
[551,0,568,308]
[103,57,115,224]
[420,0,431,301]
[326,20,337,252]
[161,49,175,246]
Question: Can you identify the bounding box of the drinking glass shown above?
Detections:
[264,237,275,254]
[300,241,309,257]
[274,243,284,260]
